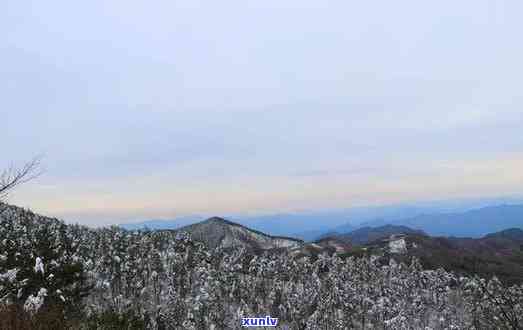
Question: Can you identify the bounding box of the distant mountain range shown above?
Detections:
[359,204,523,238]
[238,204,465,238]
[120,202,523,240]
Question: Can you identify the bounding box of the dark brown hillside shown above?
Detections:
[364,229,523,285]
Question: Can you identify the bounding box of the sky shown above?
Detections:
[2,1,523,226]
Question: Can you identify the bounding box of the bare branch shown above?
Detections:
[0,156,43,201]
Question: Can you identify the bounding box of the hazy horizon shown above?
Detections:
[7,194,523,228]
[3,1,522,226]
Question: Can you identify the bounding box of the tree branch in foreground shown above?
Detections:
[0,157,43,200]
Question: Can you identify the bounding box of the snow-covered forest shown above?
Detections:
[1,204,522,329]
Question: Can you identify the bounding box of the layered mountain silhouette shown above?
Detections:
[121,204,523,240]
[360,204,523,237]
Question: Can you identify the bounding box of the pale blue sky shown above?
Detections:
[2,1,523,225]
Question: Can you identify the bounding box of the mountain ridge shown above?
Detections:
[120,203,523,240]
[333,224,426,245]
[332,204,523,239]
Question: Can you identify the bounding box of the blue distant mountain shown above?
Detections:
[119,200,523,240]
[239,205,448,239]
[361,204,523,238]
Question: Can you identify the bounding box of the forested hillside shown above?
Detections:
[1,203,523,329]
[325,227,523,285]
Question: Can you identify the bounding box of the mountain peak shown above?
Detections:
[205,216,229,223]
[176,217,302,250]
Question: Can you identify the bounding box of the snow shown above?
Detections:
[23,288,48,313]
[0,268,18,282]
[34,257,44,274]
[389,238,407,253]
